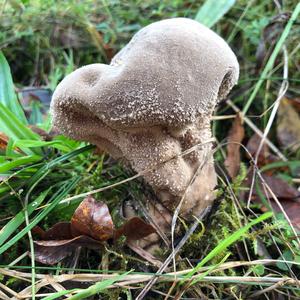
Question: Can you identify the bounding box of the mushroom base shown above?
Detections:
[95,123,218,220]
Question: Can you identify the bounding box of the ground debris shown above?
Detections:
[224,114,244,178]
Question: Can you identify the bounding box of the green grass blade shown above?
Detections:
[67,271,131,300]
[242,3,300,114]
[0,103,42,155]
[42,271,131,300]
[13,139,73,152]
[184,212,273,283]
[192,253,231,284]
[42,289,80,300]
[26,144,94,187]
[0,51,27,124]
[0,177,80,255]
[195,0,236,28]
[261,160,300,173]
[0,155,41,173]
[0,190,49,247]
[0,103,39,140]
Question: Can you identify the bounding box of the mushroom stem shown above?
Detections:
[116,124,217,217]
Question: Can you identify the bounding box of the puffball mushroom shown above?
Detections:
[50,18,239,218]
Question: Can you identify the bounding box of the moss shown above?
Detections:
[181,164,250,278]
[182,195,240,275]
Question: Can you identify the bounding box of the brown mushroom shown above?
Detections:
[50,18,239,218]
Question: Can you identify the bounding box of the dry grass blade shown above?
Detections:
[0,282,20,299]
[129,208,209,300]
[226,99,287,161]
[235,143,300,247]
[0,290,10,300]
[224,113,245,178]
[249,279,296,299]
[1,258,299,299]
[1,259,300,282]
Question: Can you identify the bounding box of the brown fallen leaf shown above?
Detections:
[286,97,300,113]
[224,114,245,178]
[32,196,156,265]
[126,240,163,268]
[34,236,102,265]
[0,132,9,150]
[32,222,73,240]
[260,199,300,232]
[0,132,23,153]
[246,134,278,170]
[29,125,54,141]
[247,173,300,230]
[258,175,300,200]
[71,196,114,241]
[277,98,300,153]
[114,217,157,241]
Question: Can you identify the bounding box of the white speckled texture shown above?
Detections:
[50,18,239,218]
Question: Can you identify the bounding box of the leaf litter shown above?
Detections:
[224,114,300,231]
[32,196,156,265]
[277,98,300,153]
[224,113,245,178]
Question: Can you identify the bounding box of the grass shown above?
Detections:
[0,0,300,299]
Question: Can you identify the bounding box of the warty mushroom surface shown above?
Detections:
[50,18,239,218]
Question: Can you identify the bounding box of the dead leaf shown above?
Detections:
[29,126,54,141]
[0,132,8,150]
[277,98,300,153]
[0,132,22,153]
[286,97,300,113]
[246,134,278,170]
[121,198,166,264]
[71,196,114,241]
[32,196,156,265]
[32,222,73,240]
[126,240,163,268]
[114,217,156,241]
[276,201,300,231]
[34,235,102,265]
[261,199,300,232]
[259,175,299,200]
[247,173,300,230]
[224,114,245,178]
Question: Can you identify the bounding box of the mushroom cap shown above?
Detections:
[51,18,239,131]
